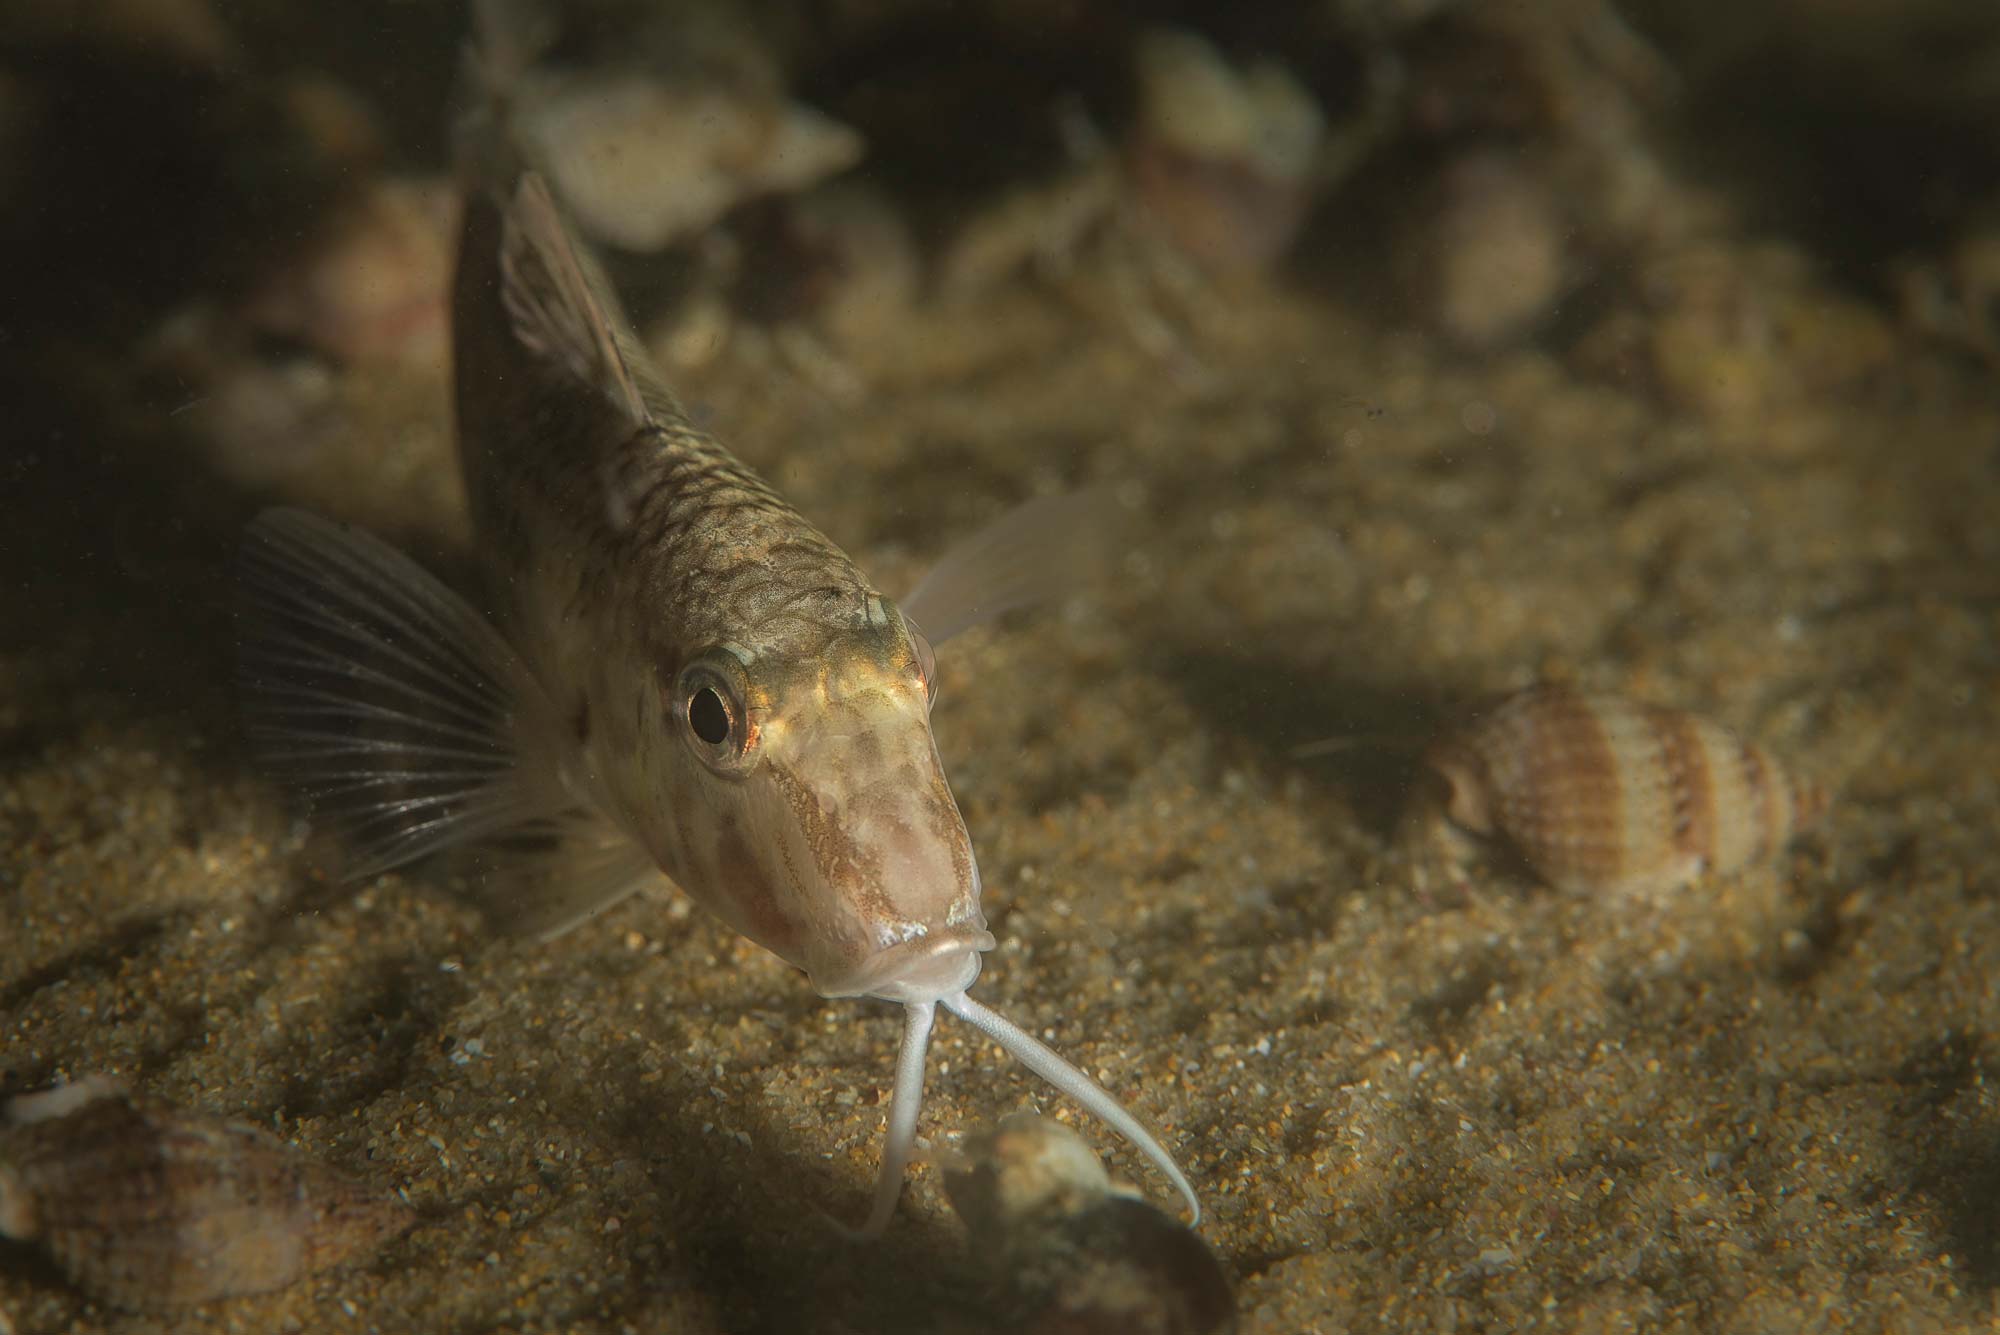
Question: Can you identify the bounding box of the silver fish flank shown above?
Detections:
[235,147,1196,1233]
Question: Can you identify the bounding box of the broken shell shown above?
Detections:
[943,1112,1115,1238]
[1126,27,1325,273]
[1019,1198,1236,1335]
[0,1084,412,1310]
[944,1114,1235,1335]
[1419,686,1824,897]
[514,70,863,253]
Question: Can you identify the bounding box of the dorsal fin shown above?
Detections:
[498,172,650,426]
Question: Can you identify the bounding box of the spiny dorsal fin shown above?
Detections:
[498,172,650,426]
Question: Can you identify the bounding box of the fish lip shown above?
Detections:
[816,927,996,1003]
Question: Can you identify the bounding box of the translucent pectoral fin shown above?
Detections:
[238,509,572,880]
[899,487,1132,647]
[472,806,666,941]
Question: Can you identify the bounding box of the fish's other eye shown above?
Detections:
[911,624,939,709]
[689,687,730,744]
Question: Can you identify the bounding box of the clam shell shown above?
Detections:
[0,1090,411,1310]
[1421,686,1823,897]
[517,72,863,253]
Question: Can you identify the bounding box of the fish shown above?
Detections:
[234,118,1197,1237]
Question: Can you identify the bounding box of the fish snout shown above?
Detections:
[815,925,994,1003]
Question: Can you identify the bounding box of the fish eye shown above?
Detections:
[673,652,755,770]
[689,686,731,745]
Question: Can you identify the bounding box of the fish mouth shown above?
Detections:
[817,926,996,1002]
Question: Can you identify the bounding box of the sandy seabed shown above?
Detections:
[7,270,1999,1333]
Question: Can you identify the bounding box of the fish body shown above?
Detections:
[237,164,1195,1233]
[450,181,985,998]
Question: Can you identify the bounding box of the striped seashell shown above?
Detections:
[1419,686,1824,897]
[0,1085,411,1311]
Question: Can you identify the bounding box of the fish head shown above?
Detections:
[661,596,992,1004]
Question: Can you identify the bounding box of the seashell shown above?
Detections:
[0,1082,412,1310]
[514,70,863,253]
[465,0,861,254]
[1405,149,1568,350]
[944,1114,1236,1335]
[1417,686,1824,898]
[1125,27,1325,274]
[942,1112,1116,1238]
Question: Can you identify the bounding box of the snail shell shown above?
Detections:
[1126,27,1325,273]
[943,1114,1236,1335]
[0,1086,412,1310]
[1419,686,1824,897]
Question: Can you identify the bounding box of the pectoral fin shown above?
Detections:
[899,487,1132,646]
[470,806,667,941]
[236,508,656,936]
